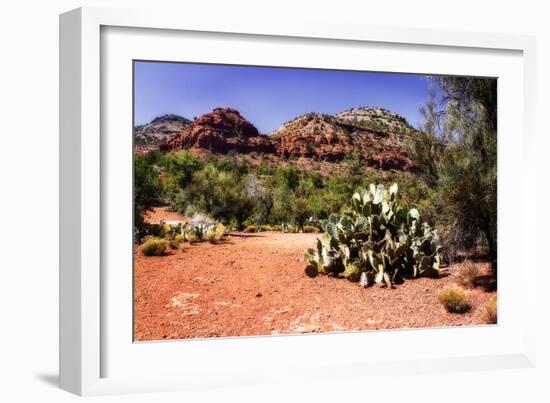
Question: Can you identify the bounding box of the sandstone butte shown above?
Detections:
[137,106,416,171]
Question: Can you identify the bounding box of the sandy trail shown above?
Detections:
[134,231,495,341]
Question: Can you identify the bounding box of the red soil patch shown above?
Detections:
[134,232,496,341]
[143,206,186,225]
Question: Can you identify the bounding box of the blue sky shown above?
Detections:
[134,61,437,133]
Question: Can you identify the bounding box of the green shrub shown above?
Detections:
[271,224,283,232]
[259,224,273,231]
[141,238,169,256]
[304,183,442,288]
[134,155,163,238]
[437,285,470,313]
[175,234,185,243]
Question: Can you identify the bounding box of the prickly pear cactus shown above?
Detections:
[304,183,442,288]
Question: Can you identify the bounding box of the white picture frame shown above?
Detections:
[60,6,537,396]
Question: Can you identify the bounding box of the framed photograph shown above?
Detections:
[60,6,537,396]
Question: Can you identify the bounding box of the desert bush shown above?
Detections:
[187,213,216,240]
[159,222,182,240]
[259,224,273,231]
[304,183,442,289]
[185,232,198,242]
[483,296,497,324]
[454,260,480,289]
[302,225,320,233]
[437,285,470,313]
[184,163,254,227]
[271,224,283,232]
[174,234,185,244]
[214,223,226,240]
[141,237,169,256]
[282,222,299,233]
[244,225,258,233]
[205,230,216,243]
[204,223,227,243]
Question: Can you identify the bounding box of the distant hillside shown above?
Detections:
[150,107,418,172]
[270,108,414,170]
[336,107,414,133]
[134,114,191,148]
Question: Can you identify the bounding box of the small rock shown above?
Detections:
[256,292,263,297]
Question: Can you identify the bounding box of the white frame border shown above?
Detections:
[59,6,537,396]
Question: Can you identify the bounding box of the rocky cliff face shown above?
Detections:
[154,107,416,171]
[270,108,414,170]
[160,108,274,154]
[269,113,354,161]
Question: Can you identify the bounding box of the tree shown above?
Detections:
[134,155,163,237]
[435,76,497,263]
[162,150,204,202]
[408,85,445,186]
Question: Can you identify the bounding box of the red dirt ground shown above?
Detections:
[134,232,496,341]
[143,207,186,224]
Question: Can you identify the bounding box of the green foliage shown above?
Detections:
[410,77,497,263]
[134,155,163,238]
[136,146,454,243]
[162,150,204,191]
[407,86,444,186]
[181,163,254,228]
[437,285,470,313]
[140,237,169,256]
[304,183,442,288]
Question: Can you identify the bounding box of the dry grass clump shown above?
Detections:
[454,260,480,289]
[483,296,497,324]
[205,230,216,242]
[302,225,320,233]
[437,285,470,313]
[244,225,258,233]
[141,237,169,256]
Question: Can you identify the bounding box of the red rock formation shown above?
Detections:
[160,108,274,154]
[158,107,415,172]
